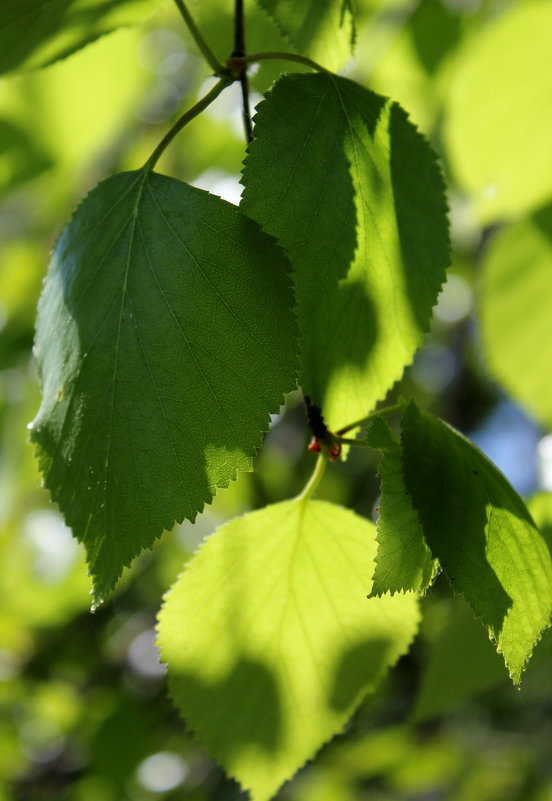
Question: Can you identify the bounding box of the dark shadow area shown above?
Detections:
[329,637,393,712]
[533,200,552,239]
[168,656,282,757]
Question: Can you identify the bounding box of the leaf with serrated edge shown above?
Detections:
[253,0,355,71]
[366,417,436,595]
[30,169,297,603]
[157,499,420,801]
[241,73,449,432]
[401,401,552,683]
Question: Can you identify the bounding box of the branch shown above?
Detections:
[173,0,226,75]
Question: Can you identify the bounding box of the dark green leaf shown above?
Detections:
[30,170,297,603]
[401,402,552,683]
[366,417,436,595]
[157,499,420,801]
[241,73,449,431]
[0,0,161,75]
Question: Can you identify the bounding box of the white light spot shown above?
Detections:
[127,628,166,679]
[434,274,473,324]
[538,435,552,491]
[23,510,80,583]
[137,752,189,792]
[192,168,242,205]
[411,345,457,393]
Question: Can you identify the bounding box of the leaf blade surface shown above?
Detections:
[401,402,552,682]
[157,499,420,801]
[241,73,449,431]
[366,417,436,595]
[31,170,297,602]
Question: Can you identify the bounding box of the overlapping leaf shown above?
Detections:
[480,203,552,429]
[241,73,449,431]
[401,402,552,682]
[157,499,420,801]
[366,417,435,595]
[30,170,297,603]
[0,0,161,75]
[253,0,355,70]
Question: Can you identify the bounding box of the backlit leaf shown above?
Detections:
[366,417,436,595]
[241,73,449,431]
[401,402,552,683]
[30,170,297,603]
[480,203,552,429]
[157,499,420,801]
[444,1,552,222]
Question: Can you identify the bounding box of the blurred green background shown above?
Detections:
[2,0,552,799]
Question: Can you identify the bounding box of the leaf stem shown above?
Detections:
[143,78,233,171]
[241,51,326,72]
[232,0,253,144]
[336,400,407,436]
[172,0,226,74]
[297,453,328,502]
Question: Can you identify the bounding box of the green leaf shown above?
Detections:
[528,492,552,554]
[241,73,449,432]
[366,417,436,595]
[253,0,355,70]
[30,170,297,603]
[0,0,161,75]
[157,499,420,801]
[444,1,552,222]
[401,402,552,683]
[480,203,552,429]
[412,596,507,723]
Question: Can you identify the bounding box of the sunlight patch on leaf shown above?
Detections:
[157,499,420,801]
[242,73,449,432]
[401,402,552,683]
[366,417,436,595]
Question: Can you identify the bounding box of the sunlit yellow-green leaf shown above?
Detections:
[444,1,552,222]
[480,203,552,429]
[157,499,420,801]
[366,417,436,595]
